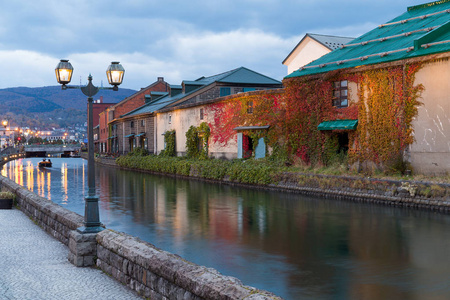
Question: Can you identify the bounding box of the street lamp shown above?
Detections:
[55,59,125,233]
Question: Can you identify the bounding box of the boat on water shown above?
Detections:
[38,160,52,168]
[70,151,81,158]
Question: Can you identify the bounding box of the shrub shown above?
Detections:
[0,191,15,199]
[161,130,176,157]
[116,155,280,185]
[185,126,200,158]
[127,147,149,157]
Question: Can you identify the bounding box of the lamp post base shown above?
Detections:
[77,226,104,234]
[83,194,102,232]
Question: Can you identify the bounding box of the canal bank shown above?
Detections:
[4,155,450,299]
[0,154,282,300]
[98,155,450,214]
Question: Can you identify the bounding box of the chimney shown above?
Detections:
[100,96,103,103]
[158,77,164,82]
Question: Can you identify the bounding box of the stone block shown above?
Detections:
[156,276,171,298]
[149,289,164,300]
[68,252,84,267]
[122,258,130,274]
[146,270,158,290]
[68,230,98,267]
[111,266,119,279]
[112,252,124,270]
[83,255,95,266]
[168,286,188,300]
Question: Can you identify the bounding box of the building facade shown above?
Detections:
[100,77,169,154]
[284,0,450,175]
[282,33,354,75]
[154,67,283,157]
[109,67,282,157]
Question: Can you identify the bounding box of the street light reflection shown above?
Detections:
[61,162,68,204]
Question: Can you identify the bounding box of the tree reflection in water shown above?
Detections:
[3,157,450,300]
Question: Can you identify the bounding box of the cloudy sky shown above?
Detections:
[0,0,427,90]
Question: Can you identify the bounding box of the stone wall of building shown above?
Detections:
[119,115,155,154]
[411,57,450,175]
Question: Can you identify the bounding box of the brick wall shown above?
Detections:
[99,78,169,153]
[113,80,168,118]
[118,115,156,154]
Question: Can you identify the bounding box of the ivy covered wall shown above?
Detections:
[209,63,423,172]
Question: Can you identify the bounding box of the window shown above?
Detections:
[247,101,253,114]
[243,87,255,92]
[130,121,134,128]
[220,87,231,97]
[333,80,348,108]
[200,108,204,120]
[168,114,172,124]
[141,120,145,127]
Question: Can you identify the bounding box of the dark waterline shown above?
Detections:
[2,157,450,299]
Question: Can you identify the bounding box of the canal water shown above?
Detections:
[2,157,450,299]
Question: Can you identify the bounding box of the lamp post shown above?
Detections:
[55,59,125,233]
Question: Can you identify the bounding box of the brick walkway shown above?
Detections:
[0,208,142,300]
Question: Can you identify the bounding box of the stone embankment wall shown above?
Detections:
[95,156,450,213]
[96,230,280,300]
[273,173,450,212]
[0,154,282,300]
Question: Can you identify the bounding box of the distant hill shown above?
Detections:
[0,85,136,129]
[0,86,136,113]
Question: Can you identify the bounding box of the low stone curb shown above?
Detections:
[96,229,282,300]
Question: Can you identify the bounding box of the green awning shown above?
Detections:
[124,134,135,138]
[318,119,358,131]
[135,133,145,137]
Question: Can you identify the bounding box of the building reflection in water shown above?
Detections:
[96,165,450,300]
[1,158,83,210]
[26,160,33,191]
[3,158,450,300]
[61,162,68,204]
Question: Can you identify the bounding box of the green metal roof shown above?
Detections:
[121,93,184,117]
[123,67,282,118]
[286,0,450,79]
[190,67,281,85]
[215,67,282,85]
[318,119,358,131]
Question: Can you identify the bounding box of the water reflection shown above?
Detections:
[2,158,87,214]
[2,158,450,299]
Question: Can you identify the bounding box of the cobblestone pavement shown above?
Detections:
[0,208,142,300]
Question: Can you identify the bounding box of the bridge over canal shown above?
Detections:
[24,145,81,157]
